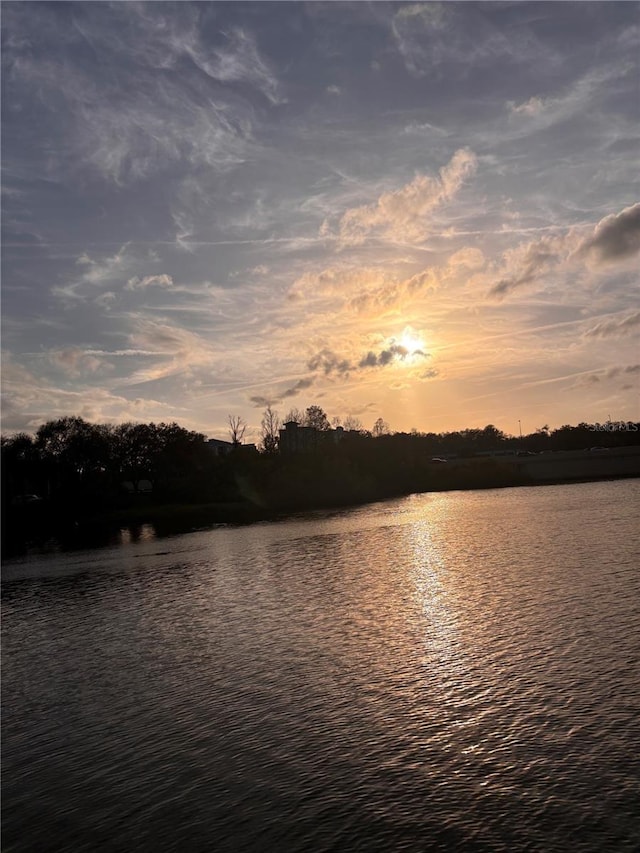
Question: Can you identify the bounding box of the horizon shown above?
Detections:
[2,2,639,442]
[4,409,639,446]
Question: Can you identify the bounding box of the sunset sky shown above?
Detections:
[2,1,639,441]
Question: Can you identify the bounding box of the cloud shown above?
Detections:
[290,266,397,302]
[402,121,449,137]
[583,310,640,339]
[447,247,486,269]
[573,363,640,387]
[307,349,352,376]
[48,348,107,377]
[0,351,181,434]
[5,8,263,185]
[126,274,174,291]
[248,395,273,408]
[349,247,485,315]
[359,344,412,368]
[76,245,131,284]
[578,203,640,265]
[80,97,250,185]
[307,342,428,376]
[54,247,183,303]
[391,3,448,77]
[509,96,545,117]
[326,149,477,246]
[419,368,439,380]
[391,2,559,79]
[191,27,285,105]
[487,203,640,299]
[505,62,636,136]
[282,377,315,398]
[94,6,283,107]
[248,377,314,408]
[53,244,138,301]
[489,234,569,298]
[95,292,118,310]
[122,317,217,385]
[288,261,437,322]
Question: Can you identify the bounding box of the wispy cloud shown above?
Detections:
[248,377,315,408]
[572,363,640,387]
[391,2,560,79]
[122,318,216,382]
[48,347,109,378]
[487,203,640,299]
[53,245,157,301]
[583,309,640,340]
[2,3,638,435]
[488,233,571,299]
[1,351,183,431]
[509,96,545,117]
[4,6,269,185]
[188,26,285,105]
[323,149,477,246]
[506,61,636,129]
[126,274,174,291]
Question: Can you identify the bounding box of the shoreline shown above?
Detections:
[3,470,639,560]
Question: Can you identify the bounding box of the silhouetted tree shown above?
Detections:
[260,406,280,454]
[372,417,390,437]
[343,415,364,432]
[155,422,208,491]
[304,405,330,431]
[113,422,161,491]
[34,416,112,495]
[228,415,247,446]
[283,407,303,425]
[1,432,40,497]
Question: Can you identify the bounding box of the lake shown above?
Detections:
[2,479,640,852]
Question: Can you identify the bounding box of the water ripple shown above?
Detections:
[3,479,640,852]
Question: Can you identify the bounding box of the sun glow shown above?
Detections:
[399,328,426,356]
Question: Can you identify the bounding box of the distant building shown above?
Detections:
[207,437,258,456]
[206,437,234,457]
[237,443,258,455]
[279,421,344,454]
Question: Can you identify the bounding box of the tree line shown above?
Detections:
[2,417,216,506]
[3,409,638,507]
[2,409,638,555]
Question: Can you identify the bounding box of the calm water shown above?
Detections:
[3,480,640,852]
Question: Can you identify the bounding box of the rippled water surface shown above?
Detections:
[3,480,640,852]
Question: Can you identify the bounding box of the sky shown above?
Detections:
[2,1,639,442]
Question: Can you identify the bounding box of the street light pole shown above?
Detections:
[518,419,522,439]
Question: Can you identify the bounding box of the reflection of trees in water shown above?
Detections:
[3,412,639,556]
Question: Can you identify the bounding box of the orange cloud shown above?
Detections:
[325,148,477,246]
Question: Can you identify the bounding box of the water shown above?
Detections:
[3,480,640,852]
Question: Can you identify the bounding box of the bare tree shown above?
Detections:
[372,417,390,437]
[283,407,303,425]
[228,415,247,446]
[260,406,280,454]
[343,415,364,432]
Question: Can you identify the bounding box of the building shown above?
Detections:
[206,437,234,457]
[278,421,344,454]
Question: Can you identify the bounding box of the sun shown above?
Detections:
[399,327,426,355]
